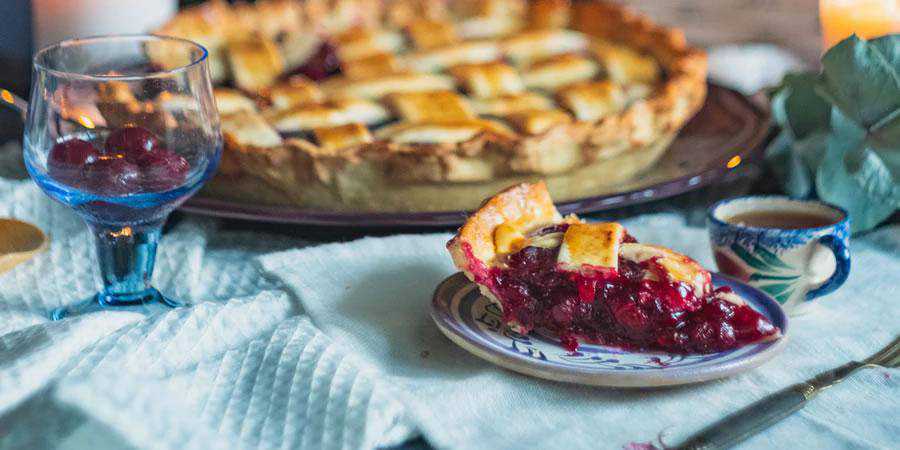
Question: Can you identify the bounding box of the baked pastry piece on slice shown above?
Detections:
[447,182,781,353]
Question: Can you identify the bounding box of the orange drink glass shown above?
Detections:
[819,0,900,49]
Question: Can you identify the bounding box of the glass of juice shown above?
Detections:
[819,0,900,49]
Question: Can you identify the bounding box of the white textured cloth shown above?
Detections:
[0,178,413,450]
[1,173,898,449]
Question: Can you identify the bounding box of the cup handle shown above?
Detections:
[806,235,850,300]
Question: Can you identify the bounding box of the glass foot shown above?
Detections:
[50,288,183,320]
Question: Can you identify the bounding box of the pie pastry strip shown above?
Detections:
[221,110,283,148]
[213,88,259,115]
[468,92,556,116]
[264,98,389,132]
[385,91,476,122]
[322,73,456,99]
[556,80,626,122]
[521,54,600,91]
[313,123,374,153]
[450,62,525,98]
[592,41,661,85]
[406,19,459,49]
[502,29,588,66]
[226,37,286,93]
[456,15,523,40]
[264,79,325,111]
[526,0,571,29]
[334,28,406,61]
[375,119,515,144]
[505,109,572,135]
[233,0,304,42]
[341,53,404,80]
[404,41,502,73]
[557,222,624,270]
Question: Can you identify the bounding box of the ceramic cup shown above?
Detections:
[708,196,850,315]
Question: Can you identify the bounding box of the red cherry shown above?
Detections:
[47,139,100,184]
[137,148,190,191]
[105,126,160,163]
[611,301,651,333]
[83,156,141,196]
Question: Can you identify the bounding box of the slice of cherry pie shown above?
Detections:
[447,182,780,354]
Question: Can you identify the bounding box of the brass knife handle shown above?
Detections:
[669,382,816,450]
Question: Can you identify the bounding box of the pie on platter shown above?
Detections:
[447,182,781,354]
[144,0,708,213]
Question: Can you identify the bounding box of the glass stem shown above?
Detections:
[89,220,163,305]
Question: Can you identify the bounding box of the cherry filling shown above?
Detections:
[478,227,778,354]
[291,41,341,81]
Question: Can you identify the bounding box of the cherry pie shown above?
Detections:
[144,0,707,212]
[447,182,780,353]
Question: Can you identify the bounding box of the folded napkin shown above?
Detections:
[260,217,899,450]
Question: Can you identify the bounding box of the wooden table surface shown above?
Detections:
[626,0,822,65]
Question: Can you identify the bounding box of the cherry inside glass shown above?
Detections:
[23,35,222,319]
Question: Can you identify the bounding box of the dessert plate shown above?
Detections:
[180,84,769,227]
[431,272,788,387]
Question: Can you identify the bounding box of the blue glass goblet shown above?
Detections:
[13,35,221,319]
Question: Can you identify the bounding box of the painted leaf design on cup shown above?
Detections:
[751,246,793,270]
[714,249,752,281]
[727,243,802,305]
[758,283,795,304]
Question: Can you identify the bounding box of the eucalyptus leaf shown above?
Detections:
[771,73,831,139]
[794,131,830,174]
[816,111,899,233]
[817,34,900,129]
[766,130,815,198]
[867,108,900,152]
[765,35,898,233]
